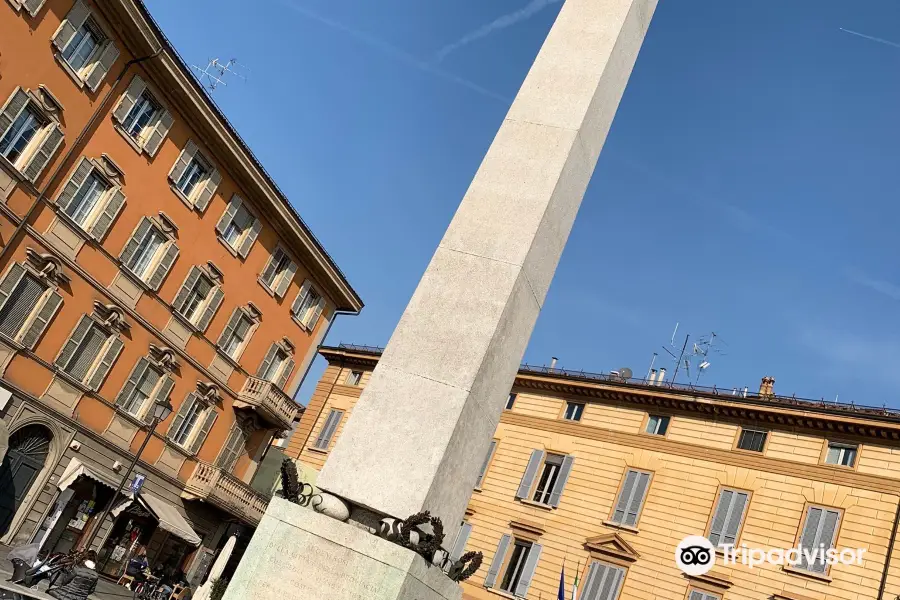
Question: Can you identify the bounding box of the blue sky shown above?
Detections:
[145,0,900,407]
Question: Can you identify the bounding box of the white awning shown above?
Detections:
[57,458,119,492]
[137,493,202,546]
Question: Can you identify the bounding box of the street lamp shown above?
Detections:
[83,397,174,550]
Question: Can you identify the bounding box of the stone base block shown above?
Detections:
[224,497,462,600]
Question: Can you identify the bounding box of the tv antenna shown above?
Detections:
[657,324,727,385]
[191,58,249,92]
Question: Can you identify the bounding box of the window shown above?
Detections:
[216,195,260,257]
[176,154,209,199]
[0,264,62,349]
[516,449,574,508]
[173,267,224,331]
[111,76,173,156]
[563,402,584,422]
[119,219,179,290]
[218,310,255,360]
[180,274,213,323]
[345,370,362,386]
[223,204,252,246]
[506,393,517,410]
[121,91,159,141]
[707,488,749,548]
[257,344,295,389]
[736,428,767,453]
[0,106,44,164]
[114,358,174,421]
[795,505,841,574]
[474,440,497,489]
[291,281,325,330]
[65,171,109,226]
[217,426,246,473]
[688,591,720,600]
[580,561,626,600]
[824,442,857,467]
[167,394,217,453]
[259,248,297,298]
[168,140,221,210]
[126,225,166,278]
[0,89,64,182]
[483,535,542,597]
[57,158,126,241]
[645,414,670,435]
[11,0,47,18]
[170,396,202,446]
[609,469,651,527]
[52,1,120,91]
[121,364,160,416]
[55,316,123,390]
[60,17,104,73]
[313,409,343,450]
[449,522,472,562]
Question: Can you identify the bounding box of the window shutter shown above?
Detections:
[689,592,705,600]
[143,109,173,157]
[113,76,147,124]
[189,407,217,454]
[216,309,242,350]
[167,393,195,438]
[148,375,175,423]
[237,217,261,258]
[90,187,125,241]
[800,508,840,573]
[116,358,149,407]
[276,359,295,390]
[168,140,197,184]
[56,158,93,212]
[516,449,544,499]
[85,41,120,92]
[624,471,650,526]
[313,409,342,450]
[0,264,27,315]
[148,242,179,291]
[719,491,749,547]
[173,267,201,315]
[582,562,624,600]
[483,534,510,590]
[194,167,220,212]
[0,88,29,139]
[513,542,541,598]
[23,124,64,183]
[259,254,279,287]
[21,290,62,349]
[274,260,297,298]
[55,315,92,369]
[22,0,45,17]
[119,218,152,267]
[216,426,244,472]
[549,455,574,508]
[449,522,472,562]
[816,510,840,569]
[308,296,326,330]
[197,287,223,332]
[216,195,241,236]
[475,440,497,488]
[612,470,637,524]
[256,344,279,378]
[51,0,89,51]
[291,280,311,316]
[87,336,123,390]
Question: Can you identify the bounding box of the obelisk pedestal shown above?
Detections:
[225,0,658,597]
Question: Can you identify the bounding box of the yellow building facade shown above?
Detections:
[285,344,900,600]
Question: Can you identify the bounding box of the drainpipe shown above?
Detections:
[0,47,163,265]
[877,495,900,599]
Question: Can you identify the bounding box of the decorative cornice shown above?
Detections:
[583,533,640,562]
[157,211,179,237]
[24,247,69,285]
[195,381,221,406]
[98,154,125,182]
[91,301,130,334]
[148,344,179,372]
[684,570,733,590]
[509,519,545,537]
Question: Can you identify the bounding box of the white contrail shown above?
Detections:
[435,0,563,62]
[840,28,900,50]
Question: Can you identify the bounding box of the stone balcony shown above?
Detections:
[182,462,270,525]
[234,377,298,431]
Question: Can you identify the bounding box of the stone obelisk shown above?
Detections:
[226,0,658,598]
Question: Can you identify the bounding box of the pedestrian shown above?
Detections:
[47,550,99,600]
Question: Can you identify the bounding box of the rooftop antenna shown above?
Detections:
[191,58,249,93]
[657,324,728,385]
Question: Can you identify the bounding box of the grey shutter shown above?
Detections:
[216,195,241,236]
[801,508,840,573]
[113,76,147,124]
[584,563,624,600]
[148,375,175,424]
[0,264,27,315]
[168,140,197,184]
[314,410,342,450]
[291,280,311,315]
[549,455,574,508]
[51,0,89,51]
[194,167,220,212]
[689,593,704,600]
[22,0,45,17]
[516,449,544,499]
[167,393,195,438]
[612,470,637,524]
[216,427,243,472]
[256,345,279,378]
[55,315,92,369]
[216,309,242,349]
[720,491,749,546]
[143,109,173,157]
[23,124,64,183]
[449,522,472,562]
[119,218,152,266]
[148,242,179,291]
[85,41,120,92]
[0,89,29,139]
[276,359,294,390]
[173,267,201,314]
[816,510,840,572]
[274,260,297,298]
[89,187,125,240]
[513,542,541,598]
[259,253,280,287]
[21,290,62,349]
[308,296,326,330]
[238,217,262,258]
[475,440,497,488]
[116,358,150,407]
[87,336,123,390]
[189,407,217,454]
[197,287,223,331]
[624,471,650,526]
[483,534,510,589]
[708,490,731,547]
[57,158,93,212]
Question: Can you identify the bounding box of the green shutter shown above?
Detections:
[87,336,123,391]
[115,358,150,407]
[113,76,146,124]
[55,315,92,370]
[168,140,197,186]
[23,124,64,183]
[167,393,195,438]
[173,267,201,315]
[0,264,27,317]
[216,195,241,236]
[119,218,152,267]
[148,242,179,291]
[197,287,223,332]
[56,157,93,213]
[21,290,62,349]
[216,309,241,350]
[256,344,279,378]
[89,188,125,241]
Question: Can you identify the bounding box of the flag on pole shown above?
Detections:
[557,559,566,600]
[571,559,581,600]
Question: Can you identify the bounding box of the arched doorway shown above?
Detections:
[0,424,52,536]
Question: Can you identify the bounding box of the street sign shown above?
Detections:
[130,473,146,495]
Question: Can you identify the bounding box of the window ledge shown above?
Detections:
[307,447,329,455]
[215,347,242,370]
[216,234,241,259]
[118,266,151,292]
[518,499,554,511]
[819,462,857,471]
[113,123,147,155]
[168,181,198,211]
[782,565,832,583]
[483,588,518,600]
[0,152,26,184]
[171,309,201,334]
[113,407,151,429]
[602,520,640,534]
[166,439,195,458]
[257,277,277,298]
[290,314,311,333]
[0,331,24,352]
[54,209,92,242]
[53,370,91,394]
[53,52,87,90]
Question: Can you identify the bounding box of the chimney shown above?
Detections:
[758,376,775,398]
[550,357,558,370]
[647,369,657,384]
[657,368,666,385]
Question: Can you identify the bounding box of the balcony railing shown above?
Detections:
[235,377,298,430]
[183,462,270,525]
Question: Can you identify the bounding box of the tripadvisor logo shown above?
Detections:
[675,535,865,575]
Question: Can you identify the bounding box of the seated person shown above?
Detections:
[125,548,150,588]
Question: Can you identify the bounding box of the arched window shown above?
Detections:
[0,424,52,535]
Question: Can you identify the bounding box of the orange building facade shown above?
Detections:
[0,0,361,585]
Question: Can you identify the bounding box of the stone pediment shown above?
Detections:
[583,533,640,562]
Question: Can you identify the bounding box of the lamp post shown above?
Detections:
[83,397,174,551]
